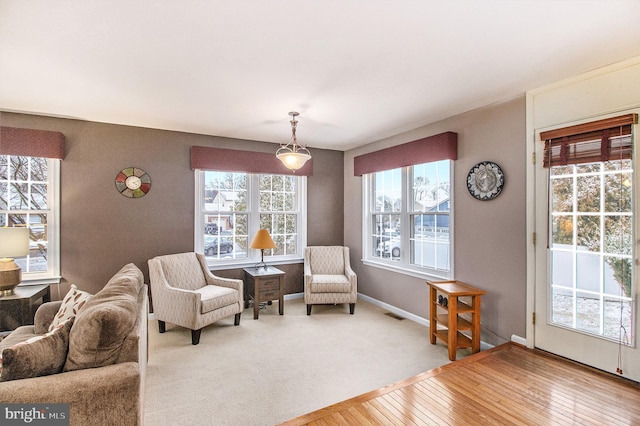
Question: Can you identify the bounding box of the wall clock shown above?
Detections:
[466,161,504,201]
[115,167,151,198]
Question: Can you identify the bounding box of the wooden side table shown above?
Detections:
[243,266,285,320]
[427,280,485,361]
[0,284,51,332]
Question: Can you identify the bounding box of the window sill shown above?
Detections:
[20,276,62,286]
[361,259,451,281]
[208,257,304,271]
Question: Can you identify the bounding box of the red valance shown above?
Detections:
[190,146,313,176]
[354,131,457,176]
[0,126,65,159]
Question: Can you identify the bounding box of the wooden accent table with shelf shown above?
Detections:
[243,266,285,320]
[427,280,485,361]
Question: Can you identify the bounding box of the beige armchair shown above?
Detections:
[304,246,357,315]
[148,252,243,345]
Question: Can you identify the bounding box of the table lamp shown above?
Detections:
[0,227,30,296]
[249,229,276,269]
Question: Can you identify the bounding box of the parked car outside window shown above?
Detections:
[204,236,234,256]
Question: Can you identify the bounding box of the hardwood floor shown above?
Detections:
[279,342,640,425]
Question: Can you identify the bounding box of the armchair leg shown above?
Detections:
[349,303,355,315]
[191,329,202,345]
[307,304,312,315]
[234,313,241,325]
[158,320,166,333]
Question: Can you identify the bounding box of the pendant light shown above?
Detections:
[276,112,311,171]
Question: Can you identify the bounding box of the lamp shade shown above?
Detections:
[249,229,276,250]
[0,227,30,258]
[276,152,312,171]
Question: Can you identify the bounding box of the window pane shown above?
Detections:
[374,168,401,213]
[372,214,400,260]
[576,215,599,252]
[576,174,600,213]
[552,215,573,245]
[551,177,573,213]
[204,171,246,212]
[548,161,634,345]
[412,161,449,211]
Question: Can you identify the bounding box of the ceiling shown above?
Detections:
[2,1,640,151]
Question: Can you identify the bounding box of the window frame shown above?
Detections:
[0,155,61,284]
[195,170,307,269]
[362,160,454,280]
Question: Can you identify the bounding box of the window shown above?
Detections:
[195,170,306,267]
[364,160,453,278]
[0,155,60,282]
[542,114,636,344]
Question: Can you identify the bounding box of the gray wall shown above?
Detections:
[343,97,527,345]
[1,112,344,299]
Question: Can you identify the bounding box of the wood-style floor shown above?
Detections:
[279,342,640,425]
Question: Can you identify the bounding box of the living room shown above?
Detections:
[1,1,640,424]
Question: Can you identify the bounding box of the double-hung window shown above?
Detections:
[356,132,458,279]
[191,146,308,269]
[364,160,453,278]
[0,127,64,283]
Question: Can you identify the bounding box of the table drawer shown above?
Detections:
[259,279,281,291]
[259,290,279,301]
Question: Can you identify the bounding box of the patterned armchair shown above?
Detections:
[304,246,357,315]
[148,252,243,345]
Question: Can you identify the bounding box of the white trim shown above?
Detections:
[525,92,536,349]
[357,293,429,326]
[511,334,527,346]
[358,292,492,350]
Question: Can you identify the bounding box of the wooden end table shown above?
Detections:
[243,266,285,320]
[427,280,485,361]
[0,284,51,332]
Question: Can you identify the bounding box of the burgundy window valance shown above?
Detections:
[190,146,313,176]
[353,131,457,176]
[0,126,65,159]
[540,114,637,168]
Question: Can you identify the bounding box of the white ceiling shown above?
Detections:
[2,1,640,151]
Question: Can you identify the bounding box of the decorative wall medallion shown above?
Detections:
[466,161,504,201]
[115,167,151,198]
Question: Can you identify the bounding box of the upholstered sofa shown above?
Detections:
[0,263,148,426]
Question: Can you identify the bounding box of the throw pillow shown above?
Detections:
[0,317,74,382]
[49,284,92,332]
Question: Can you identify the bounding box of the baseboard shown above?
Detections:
[357,292,495,351]
[357,293,429,327]
[510,334,526,345]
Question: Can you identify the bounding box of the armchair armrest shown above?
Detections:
[197,253,243,295]
[148,258,201,314]
[33,301,63,334]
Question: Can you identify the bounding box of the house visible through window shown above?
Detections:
[364,160,453,278]
[0,155,60,282]
[195,170,306,267]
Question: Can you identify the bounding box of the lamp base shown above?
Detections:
[0,258,22,296]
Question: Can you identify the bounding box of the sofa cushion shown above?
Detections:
[64,263,143,372]
[0,317,74,382]
[49,284,93,332]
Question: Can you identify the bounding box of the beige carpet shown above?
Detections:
[144,297,459,425]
